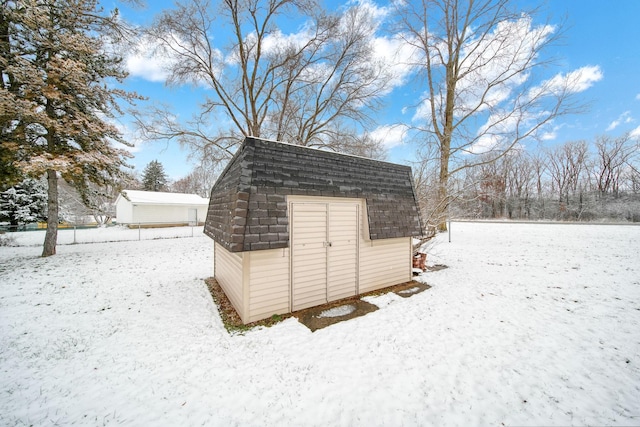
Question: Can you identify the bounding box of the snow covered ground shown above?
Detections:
[1,222,639,426]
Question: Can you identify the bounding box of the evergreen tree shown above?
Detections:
[1,0,141,256]
[0,178,47,229]
[141,160,168,192]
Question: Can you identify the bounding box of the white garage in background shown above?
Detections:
[115,190,209,226]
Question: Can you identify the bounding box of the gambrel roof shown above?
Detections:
[204,137,424,252]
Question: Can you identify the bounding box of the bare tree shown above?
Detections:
[592,133,638,198]
[394,0,599,230]
[136,0,392,167]
[546,140,588,218]
[410,143,444,228]
[445,131,640,222]
[503,151,534,219]
[476,154,506,218]
[171,162,218,198]
[526,150,548,219]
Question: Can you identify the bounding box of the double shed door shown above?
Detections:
[290,201,359,311]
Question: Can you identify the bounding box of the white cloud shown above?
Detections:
[630,125,640,139]
[349,0,392,21]
[469,114,517,154]
[465,65,603,154]
[263,32,300,53]
[367,124,409,148]
[636,93,640,101]
[125,36,174,82]
[371,34,418,89]
[469,107,549,154]
[340,0,417,93]
[126,56,168,83]
[536,65,603,98]
[111,121,145,154]
[540,124,564,142]
[606,111,633,131]
[410,15,560,124]
[349,0,417,87]
[453,16,555,115]
[259,0,412,95]
[126,34,223,86]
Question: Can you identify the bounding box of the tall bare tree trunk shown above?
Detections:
[437,148,450,231]
[42,169,58,257]
[436,57,456,232]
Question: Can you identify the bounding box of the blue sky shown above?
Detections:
[112,0,640,181]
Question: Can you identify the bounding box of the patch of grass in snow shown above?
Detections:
[205,278,292,333]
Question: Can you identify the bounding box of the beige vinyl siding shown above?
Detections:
[214,242,246,322]
[246,248,290,323]
[358,237,411,293]
[357,195,412,293]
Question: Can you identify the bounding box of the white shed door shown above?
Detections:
[291,202,358,311]
[188,208,197,225]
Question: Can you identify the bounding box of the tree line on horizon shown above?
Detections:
[414,133,640,223]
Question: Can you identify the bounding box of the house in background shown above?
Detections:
[204,137,424,324]
[115,190,209,227]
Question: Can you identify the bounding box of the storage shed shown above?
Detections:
[204,137,424,323]
[115,190,209,226]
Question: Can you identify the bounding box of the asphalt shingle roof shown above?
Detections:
[204,137,424,252]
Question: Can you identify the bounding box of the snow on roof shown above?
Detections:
[119,190,209,206]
